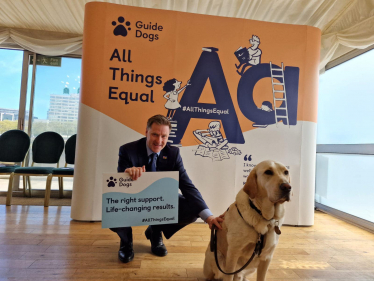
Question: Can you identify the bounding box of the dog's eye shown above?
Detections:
[284,170,289,175]
[264,170,273,176]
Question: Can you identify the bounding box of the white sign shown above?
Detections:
[102,171,179,228]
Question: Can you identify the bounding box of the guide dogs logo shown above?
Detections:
[119,177,133,187]
[112,15,164,42]
[112,16,131,37]
[107,177,117,187]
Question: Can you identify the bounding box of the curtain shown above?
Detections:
[1,0,374,70]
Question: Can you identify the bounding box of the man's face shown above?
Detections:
[209,127,221,137]
[146,123,170,153]
[250,39,259,48]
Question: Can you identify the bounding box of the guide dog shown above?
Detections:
[203,160,291,281]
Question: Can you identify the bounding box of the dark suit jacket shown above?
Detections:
[118,137,208,217]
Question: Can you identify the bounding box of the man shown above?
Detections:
[236,35,262,75]
[110,115,223,263]
[246,35,262,66]
[193,121,229,150]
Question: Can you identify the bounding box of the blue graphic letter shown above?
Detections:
[173,48,244,145]
[237,64,299,126]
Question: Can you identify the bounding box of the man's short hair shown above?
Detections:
[208,121,221,131]
[147,115,172,130]
[250,35,260,44]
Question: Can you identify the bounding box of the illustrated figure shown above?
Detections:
[235,35,262,75]
[110,115,223,263]
[258,101,273,112]
[253,101,274,128]
[163,79,191,120]
[193,121,229,150]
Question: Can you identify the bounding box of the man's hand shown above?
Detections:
[125,165,145,180]
[205,215,224,230]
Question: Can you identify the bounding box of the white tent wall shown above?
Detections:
[0,27,82,56]
[1,0,374,70]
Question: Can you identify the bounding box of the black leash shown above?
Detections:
[210,205,265,275]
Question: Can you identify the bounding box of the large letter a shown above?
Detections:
[172,48,244,145]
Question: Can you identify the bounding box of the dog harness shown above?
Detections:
[236,202,265,257]
[210,200,281,275]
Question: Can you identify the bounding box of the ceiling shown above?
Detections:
[1,0,374,71]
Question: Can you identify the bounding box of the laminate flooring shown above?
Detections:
[1,205,374,280]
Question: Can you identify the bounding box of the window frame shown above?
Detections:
[0,47,81,197]
[316,46,374,232]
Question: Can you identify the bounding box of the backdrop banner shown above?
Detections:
[71,2,321,225]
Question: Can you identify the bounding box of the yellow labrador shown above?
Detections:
[203,160,291,281]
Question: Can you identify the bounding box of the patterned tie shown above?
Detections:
[149,153,157,172]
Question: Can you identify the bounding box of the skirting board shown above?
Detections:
[315,202,374,234]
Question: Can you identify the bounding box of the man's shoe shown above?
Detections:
[118,240,134,263]
[145,226,168,257]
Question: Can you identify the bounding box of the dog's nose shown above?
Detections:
[280,183,291,191]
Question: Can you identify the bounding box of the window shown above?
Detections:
[0,49,23,192]
[317,49,374,144]
[25,56,81,192]
[316,49,374,225]
[1,52,81,194]
[0,49,23,131]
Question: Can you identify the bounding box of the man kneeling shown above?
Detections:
[110,114,223,263]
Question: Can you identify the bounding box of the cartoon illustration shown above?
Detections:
[193,121,242,161]
[193,121,229,150]
[258,101,273,112]
[228,147,242,156]
[112,16,131,37]
[235,35,262,75]
[165,46,298,149]
[270,62,290,127]
[163,79,191,120]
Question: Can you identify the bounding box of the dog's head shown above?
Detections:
[243,160,291,204]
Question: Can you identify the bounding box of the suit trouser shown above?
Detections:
[110,194,199,243]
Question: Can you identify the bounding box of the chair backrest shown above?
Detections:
[65,134,76,165]
[0,130,30,162]
[32,131,64,164]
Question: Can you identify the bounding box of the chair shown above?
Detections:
[44,134,76,207]
[7,131,64,206]
[1,130,31,206]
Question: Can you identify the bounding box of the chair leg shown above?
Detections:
[6,173,15,206]
[23,175,27,197]
[44,174,53,207]
[27,176,32,197]
[59,177,64,198]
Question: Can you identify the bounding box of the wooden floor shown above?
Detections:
[1,206,374,281]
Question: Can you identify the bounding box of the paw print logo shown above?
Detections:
[112,16,131,37]
[107,177,117,187]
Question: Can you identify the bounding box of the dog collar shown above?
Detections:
[249,199,262,216]
[248,199,282,235]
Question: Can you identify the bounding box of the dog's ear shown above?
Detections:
[243,169,257,199]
